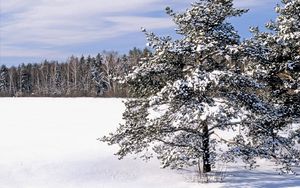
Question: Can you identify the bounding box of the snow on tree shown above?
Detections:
[234,0,300,174]
[245,0,300,110]
[54,63,63,95]
[100,0,268,174]
[90,54,110,96]
[0,65,9,94]
[19,64,32,95]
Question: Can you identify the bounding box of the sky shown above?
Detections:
[0,0,279,66]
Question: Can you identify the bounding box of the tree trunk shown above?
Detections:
[202,122,211,173]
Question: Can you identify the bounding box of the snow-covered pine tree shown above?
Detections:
[19,64,32,95]
[54,63,63,95]
[90,54,110,96]
[235,0,300,174]
[101,0,265,174]
[0,65,9,94]
[266,0,300,116]
[247,0,300,113]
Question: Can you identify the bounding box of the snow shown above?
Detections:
[0,98,299,188]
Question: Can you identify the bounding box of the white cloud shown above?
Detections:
[1,47,65,58]
[0,0,278,63]
[1,16,173,46]
[1,0,181,60]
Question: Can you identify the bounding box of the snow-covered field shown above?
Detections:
[0,98,299,188]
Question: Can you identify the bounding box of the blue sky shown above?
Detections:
[0,0,279,66]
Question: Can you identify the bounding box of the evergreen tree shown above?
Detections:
[101,0,261,174]
[0,65,9,94]
[78,55,87,94]
[128,47,143,66]
[91,54,110,95]
[238,0,300,173]
[245,0,300,112]
[55,63,63,95]
[19,64,32,95]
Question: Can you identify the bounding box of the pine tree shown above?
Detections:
[268,0,300,116]
[101,0,260,174]
[78,55,88,95]
[54,63,63,95]
[19,64,32,95]
[90,54,110,96]
[246,0,300,113]
[0,65,9,94]
[235,0,300,174]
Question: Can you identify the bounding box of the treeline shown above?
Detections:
[0,48,151,97]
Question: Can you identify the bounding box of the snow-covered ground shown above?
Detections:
[0,98,299,188]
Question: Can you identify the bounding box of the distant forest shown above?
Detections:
[0,47,151,97]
